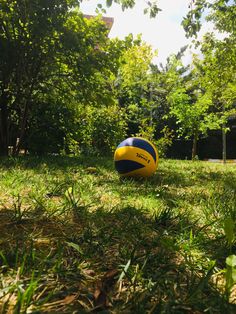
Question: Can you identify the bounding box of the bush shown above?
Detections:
[27,101,75,155]
[155,127,174,158]
[65,104,128,156]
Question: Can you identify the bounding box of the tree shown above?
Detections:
[199,35,236,162]
[26,29,135,156]
[0,0,116,156]
[164,55,210,159]
[0,0,78,155]
[168,84,212,160]
[182,0,236,38]
[183,0,236,162]
[115,37,157,138]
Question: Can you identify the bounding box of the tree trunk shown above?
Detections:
[222,124,227,164]
[13,73,39,156]
[13,103,29,156]
[0,94,9,156]
[192,131,198,160]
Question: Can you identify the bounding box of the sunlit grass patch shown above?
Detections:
[0,156,235,312]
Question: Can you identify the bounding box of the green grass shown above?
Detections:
[0,156,235,313]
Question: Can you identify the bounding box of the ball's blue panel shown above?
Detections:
[115,160,145,174]
[117,138,157,162]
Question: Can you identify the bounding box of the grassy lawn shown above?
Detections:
[0,156,235,313]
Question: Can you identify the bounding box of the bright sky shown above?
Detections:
[79,0,215,66]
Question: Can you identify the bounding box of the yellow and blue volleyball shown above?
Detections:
[114,137,158,177]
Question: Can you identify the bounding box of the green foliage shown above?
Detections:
[27,98,75,155]
[118,41,155,95]
[182,1,236,38]
[116,40,158,138]
[0,0,80,154]
[0,0,235,160]
[155,127,174,158]
[182,0,209,38]
[88,105,127,154]
[225,255,236,300]
[0,0,118,156]
[14,272,39,314]
[224,217,235,248]
[168,87,212,137]
[65,104,128,156]
[195,26,236,161]
[180,0,235,162]
[105,0,161,17]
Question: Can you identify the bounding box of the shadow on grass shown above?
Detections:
[0,203,235,313]
[0,155,114,171]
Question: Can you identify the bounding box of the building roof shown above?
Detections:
[83,15,114,32]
